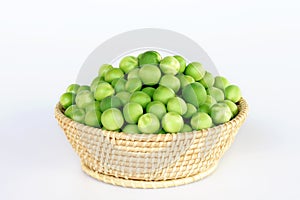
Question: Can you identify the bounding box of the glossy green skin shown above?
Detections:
[210,103,232,125]
[94,82,115,101]
[167,97,187,115]
[98,64,113,78]
[174,55,186,73]
[60,92,75,109]
[159,56,180,75]
[162,112,184,133]
[104,68,124,83]
[146,101,167,120]
[75,90,94,109]
[66,84,80,94]
[177,74,195,88]
[159,74,180,93]
[125,78,142,93]
[115,91,131,105]
[77,85,90,93]
[85,110,101,127]
[153,86,175,104]
[219,100,239,117]
[101,108,124,130]
[182,82,207,107]
[119,56,138,73]
[225,85,242,103]
[123,102,143,124]
[142,87,155,98]
[127,68,140,79]
[190,112,213,130]
[138,51,161,66]
[112,78,126,93]
[207,87,225,102]
[122,124,141,134]
[185,62,205,81]
[85,101,101,112]
[214,76,230,91]
[100,96,122,112]
[199,72,215,88]
[182,103,197,118]
[180,124,193,133]
[138,113,160,134]
[129,91,151,108]
[138,64,161,85]
[91,76,105,92]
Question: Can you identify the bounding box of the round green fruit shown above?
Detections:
[98,64,113,78]
[85,110,101,127]
[146,101,167,120]
[177,74,195,88]
[153,86,175,104]
[142,87,155,98]
[159,56,180,75]
[207,87,225,102]
[159,74,180,93]
[127,68,140,79]
[190,112,213,130]
[167,97,187,115]
[101,108,124,130]
[185,62,205,81]
[77,85,90,93]
[182,82,207,107]
[219,100,238,117]
[75,90,94,109]
[119,56,138,73]
[214,76,230,91]
[138,64,161,85]
[210,103,232,125]
[66,84,80,94]
[90,76,105,92]
[123,102,143,124]
[60,92,75,109]
[138,51,161,66]
[225,85,242,103]
[129,91,151,108]
[104,68,124,83]
[162,112,184,133]
[100,96,122,112]
[125,78,142,93]
[94,82,115,101]
[138,113,160,134]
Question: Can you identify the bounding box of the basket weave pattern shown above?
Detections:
[55,98,248,188]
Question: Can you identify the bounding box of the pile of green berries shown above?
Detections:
[59,51,242,134]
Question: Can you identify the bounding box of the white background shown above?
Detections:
[1,0,300,199]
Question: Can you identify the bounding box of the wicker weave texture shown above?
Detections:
[55,98,248,188]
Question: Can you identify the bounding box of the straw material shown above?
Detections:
[54,98,248,188]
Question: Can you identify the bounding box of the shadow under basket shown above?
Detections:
[54,98,248,188]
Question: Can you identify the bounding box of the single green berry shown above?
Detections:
[214,76,230,91]
[101,108,124,130]
[77,85,90,93]
[138,51,161,66]
[60,92,75,109]
[153,86,175,104]
[174,55,186,73]
[190,112,213,130]
[207,87,225,102]
[210,103,232,125]
[75,90,94,109]
[182,82,207,107]
[138,113,160,134]
[162,112,184,133]
[138,64,161,85]
[119,56,138,73]
[66,84,80,94]
[159,74,181,93]
[94,82,115,101]
[123,102,144,124]
[167,97,187,115]
[159,56,181,75]
[127,68,140,79]
[185,62,206,81]
[98,64,113,78]
[142,87,156,98]
[129,91,151,108]
[125,78,142,93]
[225,85,242,103]
[104,68,124,83]
[146,101,167,120]
[199,72,215,88]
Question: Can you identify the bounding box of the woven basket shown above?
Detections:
[54,98,248,188]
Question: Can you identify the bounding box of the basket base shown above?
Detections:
[81,162,218,189]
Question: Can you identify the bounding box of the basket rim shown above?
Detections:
[55,97,248,141]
